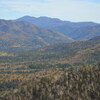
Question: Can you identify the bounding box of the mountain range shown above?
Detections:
[16,16,100,40]
[0,16,100,52]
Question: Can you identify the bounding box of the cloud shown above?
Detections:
[0,0,100,22]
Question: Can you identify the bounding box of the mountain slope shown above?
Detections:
[0,19,73,52]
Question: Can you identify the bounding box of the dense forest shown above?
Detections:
[0,64,100,100]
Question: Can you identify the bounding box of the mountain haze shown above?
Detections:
[17,16,97,29]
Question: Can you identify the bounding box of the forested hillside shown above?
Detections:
[0,64,100,100]
[0,19,73,52]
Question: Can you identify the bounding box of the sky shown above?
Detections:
[0,0,100,22]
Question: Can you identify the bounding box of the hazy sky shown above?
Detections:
[0,0,100,22]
